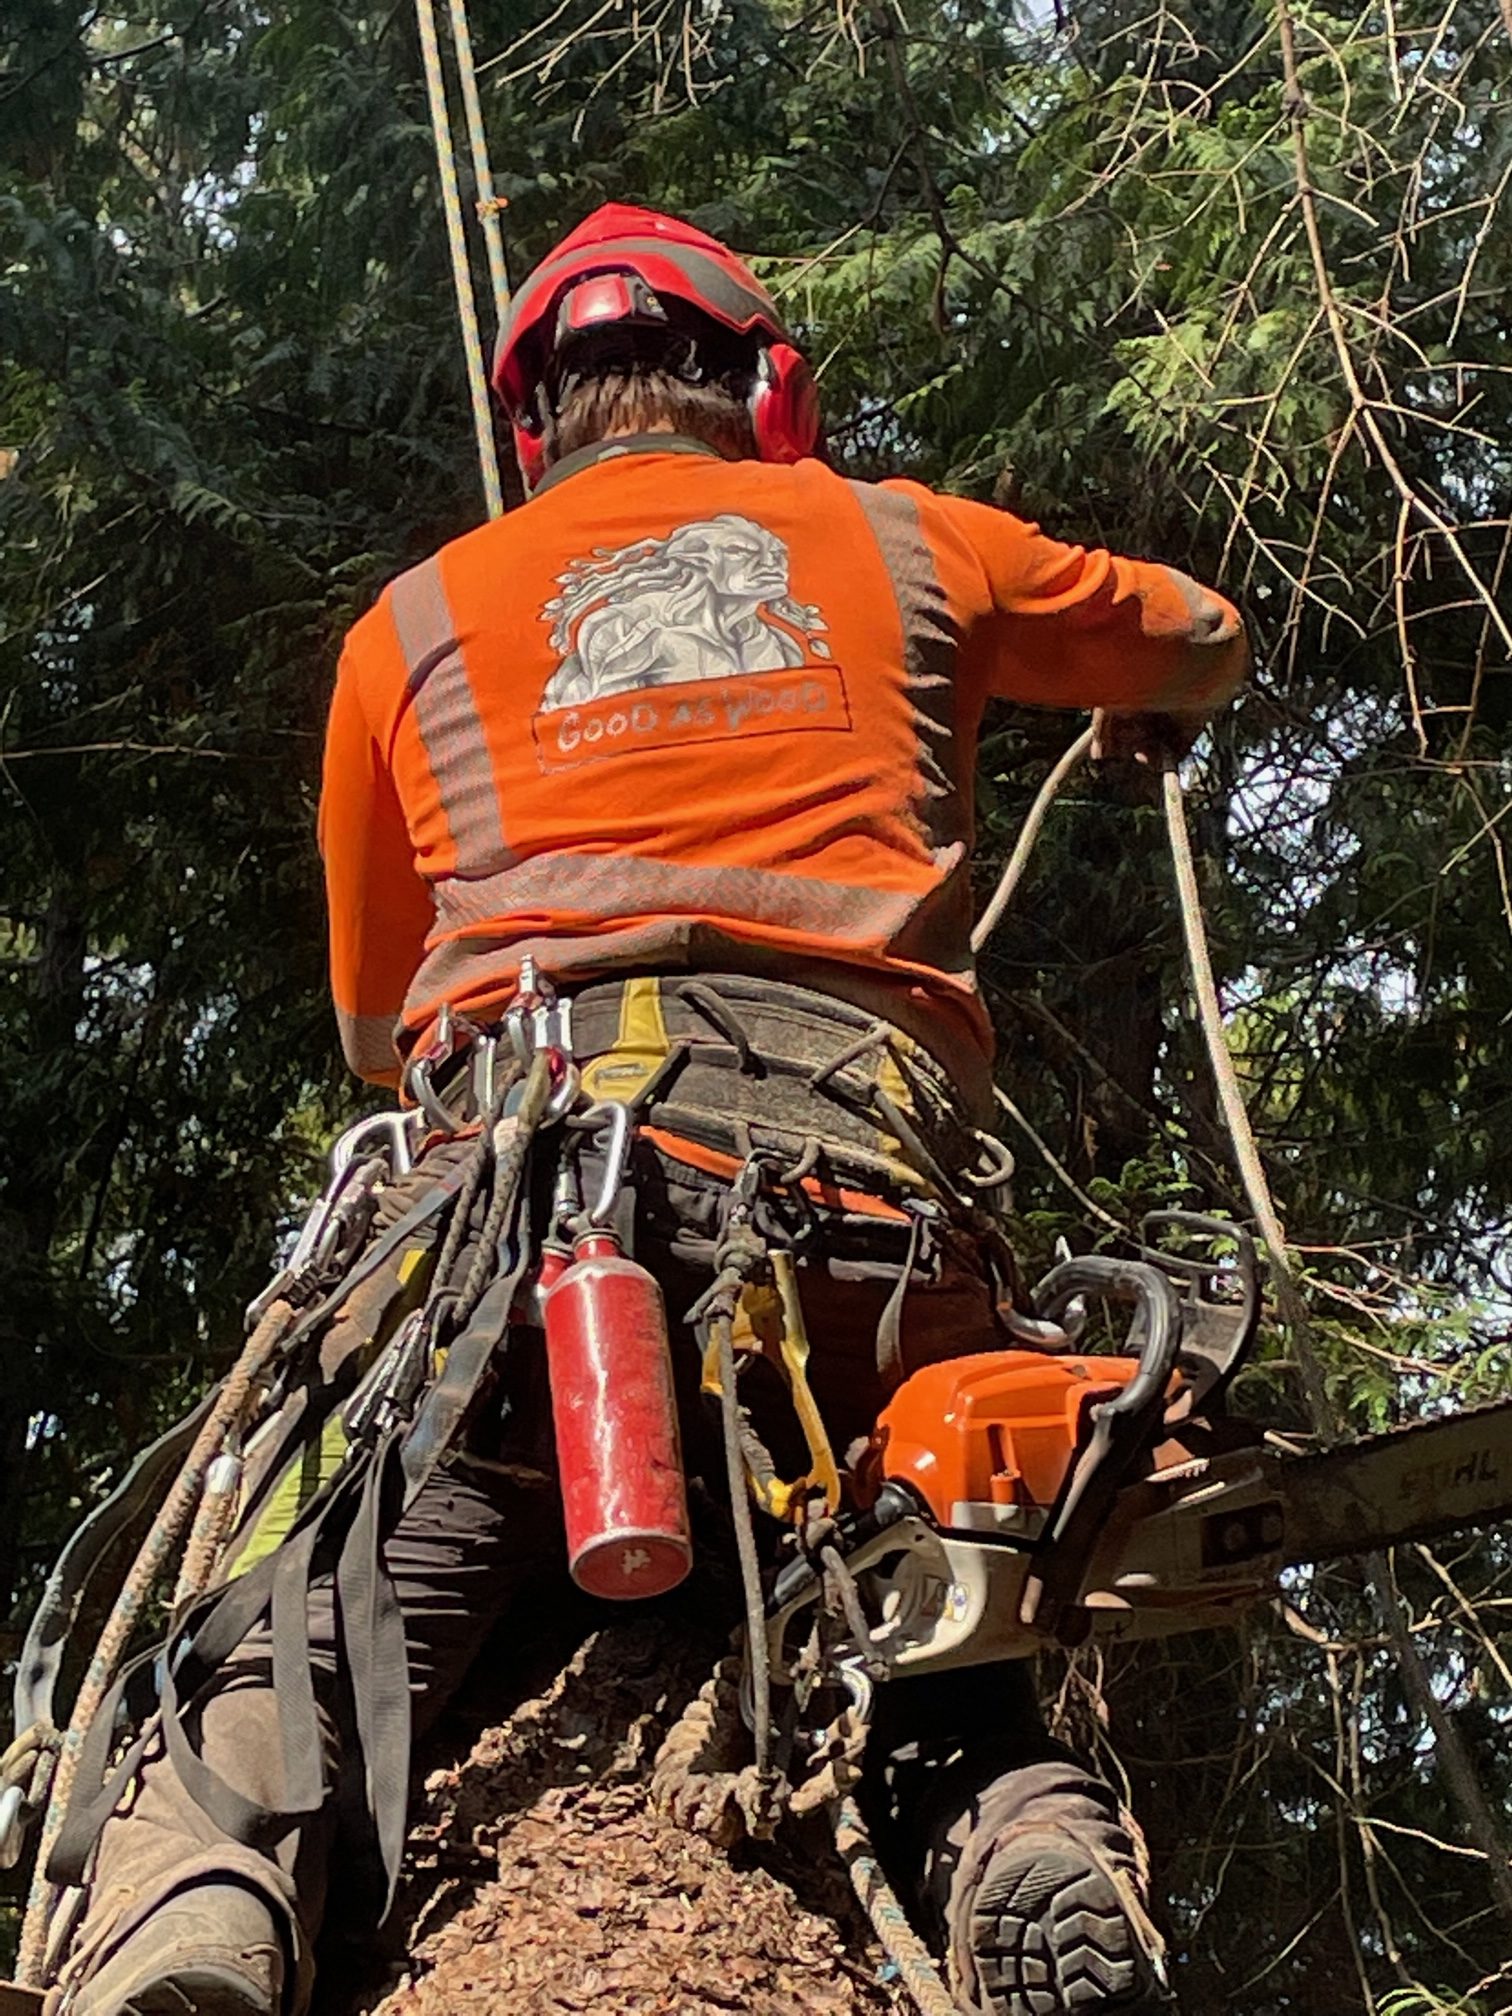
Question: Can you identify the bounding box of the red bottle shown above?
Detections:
[542,1230,692,1600]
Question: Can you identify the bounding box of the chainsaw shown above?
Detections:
[764,1213,1512,1686]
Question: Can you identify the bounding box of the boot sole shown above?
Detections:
[120,1966,276,2016]
[968,1844,1168,2015]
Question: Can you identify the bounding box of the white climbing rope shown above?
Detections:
[970,725,1095,954]
[445,0,512,334]
[414,0,505,517]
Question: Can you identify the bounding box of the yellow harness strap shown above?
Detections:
[578,976,672,1105]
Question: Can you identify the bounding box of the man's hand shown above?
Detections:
[1090,708,1205,767]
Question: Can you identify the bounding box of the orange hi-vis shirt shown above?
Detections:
[320,440,1248,1094]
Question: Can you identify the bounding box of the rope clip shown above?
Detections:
[344,1306,435,1446]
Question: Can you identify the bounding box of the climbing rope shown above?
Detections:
[716,1319,776,1800]
[414,0,505,517]
[15,1297,295,1987]
[833,1794,961,2016]
[970,725,1095,954]
[652,1673,955,2016]
[1161,766,1512,1918]
[971,731,1313,1269]
[969,725,1301,1278]
[1159,767,1324,1399]
[445,0,511,333]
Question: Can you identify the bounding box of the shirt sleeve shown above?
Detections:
[918,487,1250,716]
[318,631,434,1087]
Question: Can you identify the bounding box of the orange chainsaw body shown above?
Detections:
[874,1351,1146,1526]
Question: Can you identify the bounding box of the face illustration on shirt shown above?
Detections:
[539,513,826,710]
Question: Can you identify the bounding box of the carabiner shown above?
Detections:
[330,1110,421,1181]
[566,1099,635,1225]
[243,1144,387,1331]
[404,1002,487,1134]
[544,1054,582,1124]
[835,1656,877,1727]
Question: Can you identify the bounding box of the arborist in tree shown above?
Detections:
[46,205,1247,2016]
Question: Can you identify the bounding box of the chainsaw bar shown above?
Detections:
[1279,1395,1512,1565]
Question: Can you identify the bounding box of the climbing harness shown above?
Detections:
[5,947,974,1961]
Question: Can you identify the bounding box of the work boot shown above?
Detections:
[67,1883,285,2016]
[924,1759,1170,2016]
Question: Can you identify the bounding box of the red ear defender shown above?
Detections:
[751,342,821,463]
[512,414,549,493]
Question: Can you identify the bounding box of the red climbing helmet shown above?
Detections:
[492,203,821,490]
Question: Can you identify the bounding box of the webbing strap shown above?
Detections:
[12,1397,215,1742]
[398,1200,534,1505]
[269,1525,326,1816]
[874,1207,928,1392]
[40,1149,489,1917]
[153,1526,329,1855]
[45,1652,161,1887]
[335,1435,411,1898]
[43,1182,464,1902]
[50,1477,348,1884]
[103,1426,413,1906]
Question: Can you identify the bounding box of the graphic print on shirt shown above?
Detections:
[533,513,850,771]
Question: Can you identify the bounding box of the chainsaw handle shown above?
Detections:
[1019,1257,1184,1644]
[1031,1257,1184,1419]
[1138,1210,1261,1405]
[1140,1210,1258,1283]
